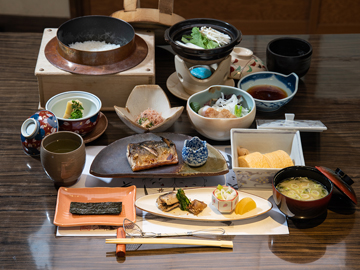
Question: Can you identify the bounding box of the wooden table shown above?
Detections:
[0,32,359,269]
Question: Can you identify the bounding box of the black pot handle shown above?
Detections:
[164,28,170,44]
[235,29,242,45]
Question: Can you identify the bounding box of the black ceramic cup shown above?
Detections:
[266,37,312,78]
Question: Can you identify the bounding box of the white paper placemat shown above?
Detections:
[56,146,288,236]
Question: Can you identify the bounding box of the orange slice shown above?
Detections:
[235,197,256,215]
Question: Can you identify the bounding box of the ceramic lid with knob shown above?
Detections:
[229,47,267,80]
[20,110,58,156]
[256,113,327,132]
[315,166,357,205]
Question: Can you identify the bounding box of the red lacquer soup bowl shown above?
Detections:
[273,166,333,219]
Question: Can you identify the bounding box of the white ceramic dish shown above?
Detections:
[212,186,239,213]
[114,85,183,133]
[46,91,101,121]
[231,128,305,188]
[187,85,256,141]
[135,187,272,221]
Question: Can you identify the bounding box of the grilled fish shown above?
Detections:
[127,137,178,172]
[156,191,180,212]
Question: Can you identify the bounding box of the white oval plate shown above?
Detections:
[135,187,273,221]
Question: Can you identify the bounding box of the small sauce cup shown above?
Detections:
[182,136,208,167]
[212,186,239,213]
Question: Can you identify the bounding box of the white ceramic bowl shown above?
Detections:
[114,85,184,133]
[238,71,299,112]
[211,186,239,213]
[187,85,256,141]
[230,128,305,188]
[45,91,102,136]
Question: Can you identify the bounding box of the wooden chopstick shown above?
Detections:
[105,238,233,249]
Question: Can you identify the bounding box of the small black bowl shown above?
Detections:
[273,166,333,219]
[266,37,312,78]
[164,18,242,63]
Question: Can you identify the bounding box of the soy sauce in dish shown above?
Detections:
[247,85,288,100]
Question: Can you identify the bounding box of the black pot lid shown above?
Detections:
[315,166,357,205]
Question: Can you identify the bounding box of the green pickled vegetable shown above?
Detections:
[190,102,201,113]
[234,105,242,118]
[176,189,190,211]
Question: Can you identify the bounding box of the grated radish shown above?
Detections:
[136,108,165,128]
[198,93,249,118]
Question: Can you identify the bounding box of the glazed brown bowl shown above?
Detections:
[273,166,333,219]
[164,18,242,63]
[56,15,135,66]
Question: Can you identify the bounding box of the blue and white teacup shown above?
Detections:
[182,137,208,167]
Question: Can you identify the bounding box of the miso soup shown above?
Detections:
[276,177,328,201]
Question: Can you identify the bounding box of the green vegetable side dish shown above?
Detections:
[70,100,84,119]
[181,27,220,49]
[190,102,201,113]
[176,189,191,211]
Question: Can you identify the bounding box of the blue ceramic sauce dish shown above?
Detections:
[238,71,299,112]
[182,136,208,167]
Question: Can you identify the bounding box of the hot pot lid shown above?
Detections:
[315,166,357,204]
[256,113,327,132]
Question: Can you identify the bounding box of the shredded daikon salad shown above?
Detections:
[191,92,250,119]
[214,185,237,200]
[136,108,165,128]
[178,26,231,49]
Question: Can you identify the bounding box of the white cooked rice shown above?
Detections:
[69,40,121,51]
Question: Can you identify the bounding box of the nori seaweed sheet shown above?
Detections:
[69,202,122,215]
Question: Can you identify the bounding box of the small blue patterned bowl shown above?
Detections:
[238,71,299,112]
[20,110,59,156]
[182,137,208,167]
